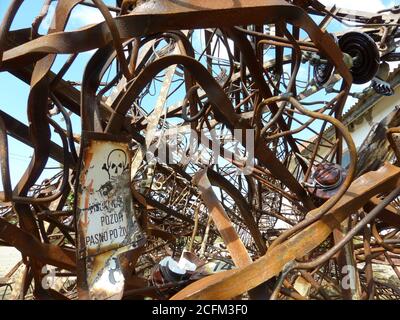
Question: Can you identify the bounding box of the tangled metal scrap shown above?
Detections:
[1,0,400,300]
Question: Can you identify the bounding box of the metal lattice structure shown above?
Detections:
[1,0,400,300]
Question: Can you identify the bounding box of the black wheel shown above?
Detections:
[339,32,380,84]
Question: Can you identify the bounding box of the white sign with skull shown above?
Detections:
[76,136,144,257]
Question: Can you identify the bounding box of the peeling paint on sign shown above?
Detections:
[76,133,146,299]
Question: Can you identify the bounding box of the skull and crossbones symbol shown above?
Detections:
[102,149,129,181]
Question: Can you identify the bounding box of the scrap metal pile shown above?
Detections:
[1,0,400,300]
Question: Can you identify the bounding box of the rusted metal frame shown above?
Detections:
[105,55,234,130]
[13,0,81,195]
[252,33,319,53]
[119,0,136,15]
[274,23,285,91]
[264,103,331,141]
[225,27,309,175]
[371,223,400,254]
[255,208,296,227]
[50,53,78,89]
[1,1,352,86]
[105,54,315,212]
[37,212,76,246]
[363,223,375,300]
[207,168,266,255]
[0,217,76,271]
[298,5,353,167]
[12,116,70,204]
[50,93,78,164]
[282,26,301,97]
[251,172,304,208]
[0,0,24,67]
[354,247,387,260]
[197,130,304,211]
[143,195,204,229]
[171,163,400,300]
[302,109,336,185]
[146,224,177,243]
[126,37,140,77]
[204,29,214,74]
[269,260,296,300]
[253,97,286,141]
[268,96,356,250]
[0,0,396,302]
[31,0,54,39]
[281,26,302,132]
[3,0,350,215]
[5,62,81,116]
[315,267,343,297]
[187,205,199,252]
[192,169,269,299]
[294,185,400,270]
[383,251,400,282]
[331,216,362,300]
[291,25,300,98]
[91,0,132,80]
[211,30,236,89]
[82,0,120,12]
[310,5,392,27]
[279,286,308,300]
[108,31,196,126]
[364,197,400,228]
[298,269,331,300]
[0,114,12,202]
[38,215,57,245]
[20,265,33,300]
[229,8,351,158]
[255,95,333,161]
[123,279,190,299]
[235,23,314,51]
[152,30,198,128]
[283,103,339,147]
[81,44,117,132]
[12,0,82,297]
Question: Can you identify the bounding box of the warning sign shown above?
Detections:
[76,133,145,258]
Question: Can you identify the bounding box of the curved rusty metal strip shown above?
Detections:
[11,0,82,292]
[0,217,76,271]
[192,168,252,268]
[0,0,24,68]
[1,0,352,86]
[206,168,266,255]
[15,0,82,197]
[105,54,241,132]
[91,0,132,80]
[105,54,314,208]
[0,114,12,202]
[108,31,197,121]
[225,27,309,174]
[12,117,71,204]
[171,163,400,300]
[81,44,116,132]
[268,95,357,250]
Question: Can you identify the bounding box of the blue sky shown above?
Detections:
[0,0,397,190]
[0,1,115,189]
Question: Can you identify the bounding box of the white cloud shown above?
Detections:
[39,2,56,32]
[319,0,386,12]
[40,4,108,33]
[69,5,106,26]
